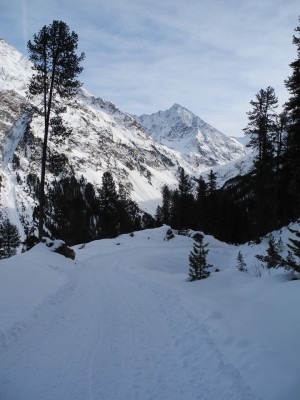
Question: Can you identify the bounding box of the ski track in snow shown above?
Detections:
[0,243,258,400]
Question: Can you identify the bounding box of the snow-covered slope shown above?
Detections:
[0,225,299,400]
[0,38,32,94]
[232,135,250,147]
[0,39,248,235]
[136,103,247,170]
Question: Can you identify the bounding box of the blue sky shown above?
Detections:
[0,0,299,137]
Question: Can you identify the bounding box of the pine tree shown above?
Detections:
[0,219,21,259]
[243,87,278,241]
[47,175,91,245]
[173,167,194,231]
[99,171,119,238]
[47,151,69,176]
[118,183,141,233]
[188,236,211,281]
[84,182,100,239]
[236,250,247,272]
[207,170,218,235]
[178,167,192,197]
[244,87,278,167]
[284,227,300,273]
[276,236,284,253]
[161,184,172,224]
[270,112,288,228]
[22,227,39,251]
[255,233,282,269]
[196,175,208,232]
[196,175,207,202]
[27,20,85,240]
[155,205,163,226]
[284,17,300,217]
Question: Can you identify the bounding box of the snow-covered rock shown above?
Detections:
[0,39,248,236]
[136,103,247,170]
[0,38,32,94]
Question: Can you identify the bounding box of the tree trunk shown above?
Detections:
[38,69,55,240]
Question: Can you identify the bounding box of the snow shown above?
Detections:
[0,226,299,400]
[0,244,75,347]
[0,39,251,232]
[136,103,247,168]
[0,39,32,94]
[231,135,250,147]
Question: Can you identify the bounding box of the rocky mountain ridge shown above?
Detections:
[136,103,246,169]
[0,39,247,237]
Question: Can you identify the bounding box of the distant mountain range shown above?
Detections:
[136,103,245,169]
[0,38,247,236]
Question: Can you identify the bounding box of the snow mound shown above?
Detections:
[0,226,299,400]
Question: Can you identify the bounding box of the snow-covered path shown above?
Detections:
[0,237,257,400]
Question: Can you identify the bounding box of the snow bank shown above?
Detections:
[0,225,299,400]
[0,243,76,349]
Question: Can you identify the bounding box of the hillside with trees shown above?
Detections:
[155,17,300,245]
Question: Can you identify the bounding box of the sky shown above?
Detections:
[0,0,299,137]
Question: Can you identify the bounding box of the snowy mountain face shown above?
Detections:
[231,135,250,147]
[0,38,32,94]
[136,103,246,170]
[0,39,247,236]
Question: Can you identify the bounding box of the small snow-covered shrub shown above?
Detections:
[236,251,247,272]
[251,261,264,278]
[188,237,211,281]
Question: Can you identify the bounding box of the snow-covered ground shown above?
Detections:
[0,226,299,400]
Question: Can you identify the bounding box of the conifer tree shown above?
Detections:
[196,175,208,232]
[276,236,284,254]
[236,250,247,272]
[284,17,300,216]
[47,175,91,245]
[161,184,172,224]
[270,112,288,228]
[23,227,39,251]
[173,167,194,231]
[244,87,278,241]
[99,172,119,238]
[244,87,278,167]
[188,236,211,281]
[284,227,300,273]
[0,219,21,259]
[255,233,282,269]
[207,170,218,235]
[196,175,207,202]
[27,20,85,240]
[155,205,163,226]
[118,183,141,233]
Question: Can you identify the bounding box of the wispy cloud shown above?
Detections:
[0,0,299,136]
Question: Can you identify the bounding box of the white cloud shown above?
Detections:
[0,0,299,136]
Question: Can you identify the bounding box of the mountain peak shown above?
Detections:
[0,39,32,94]
[0,39,247,237]
[136,105,246,168]
[170,102,182,110]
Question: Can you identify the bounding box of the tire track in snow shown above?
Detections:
[0,261,104,400]
[114,256,259,400]
[0,246,259,400]
[0,263,77,355]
